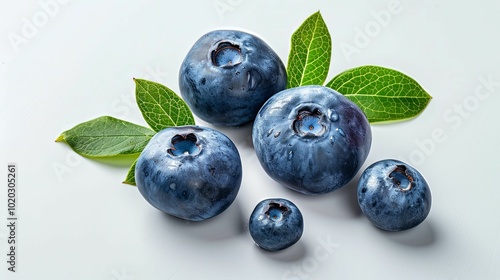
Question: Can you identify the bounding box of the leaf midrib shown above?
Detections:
[65,134,153,138]
[345,93,430,99]
[299,14,321,86]
[334,77,429,99]
[136,81,177,127]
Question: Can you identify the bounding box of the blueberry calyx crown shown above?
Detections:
[211,41,243,68]
[389,165,414,192]
[293,109,326,137]
[167,133,201,156]
[264,202,289,222]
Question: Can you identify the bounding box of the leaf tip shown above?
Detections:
[311,10,324,20]
[55,134,65,142]
[133,77,144,85]
[122,180,136,186]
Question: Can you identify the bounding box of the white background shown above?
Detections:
[1,0,500,279]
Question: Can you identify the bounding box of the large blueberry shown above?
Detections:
[135,126,242,221]
[252,85,372,195]
[357,159,432,231]
[249,198,303,251]
[179,30,287,126]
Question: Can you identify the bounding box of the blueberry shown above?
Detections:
[252,85,372,195]
[357,159,432,231]
[179,30,287,126]
[249,198,304,251]
[135,126,242,221]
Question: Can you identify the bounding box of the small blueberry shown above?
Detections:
[357,159,432,231]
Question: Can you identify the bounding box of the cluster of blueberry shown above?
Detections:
[135,30,432,251]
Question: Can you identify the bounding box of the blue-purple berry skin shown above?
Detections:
[249,198,304,251]
[252,85,372,194]
[179,29,286,126]
[135,126,242,222]
[357,159,432,231]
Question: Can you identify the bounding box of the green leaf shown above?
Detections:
[123,159,137,186]
[326,66,432,123]
[287,11,332,88]
[56,116,156,158]
[134,78,195,132]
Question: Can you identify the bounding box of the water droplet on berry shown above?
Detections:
[330,111,339,122]
[267,128,274,137]
[336,128,345,137]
